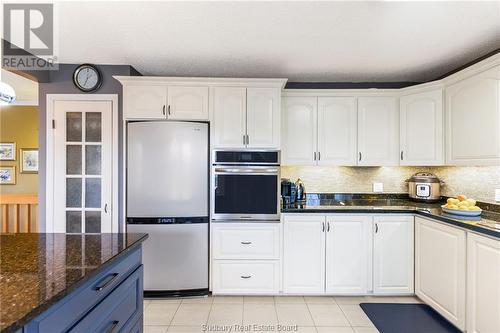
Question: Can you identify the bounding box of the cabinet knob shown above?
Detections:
[401,151,404,161]
[375,223,379,233]
[241,275,252,279]
[241,241,252,245]
[168,105,171,116]
[314,152,317,161]
[318,151,321,161]
[162,105,166,116]
[359,152,362,161]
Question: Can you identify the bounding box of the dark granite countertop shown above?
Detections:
[282,196,500,239]
[0,233,148,333]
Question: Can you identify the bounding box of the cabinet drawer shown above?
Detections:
[212,260,279,294]
[212,224,280,259]
[70,265,143,332]
[26,248,141,333]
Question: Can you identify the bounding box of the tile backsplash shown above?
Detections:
[281,166,500,204]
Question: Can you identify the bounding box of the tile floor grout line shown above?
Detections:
[167,300,182,327]
[303,297,319,331]
[273,296,280,327]
[205,296,215,327]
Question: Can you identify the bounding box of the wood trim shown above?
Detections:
[0,202,38,233]
[0,194,38,204]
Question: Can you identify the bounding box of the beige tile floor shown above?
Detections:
[144,295,422,333]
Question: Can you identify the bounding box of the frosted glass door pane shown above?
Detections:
[86,112,102,142]
[85,146,101,175]
[66,145,82,174]
[66,211,82,233]
[85,178,101,208]
[66,112,82,142]
[66,178,82,207]
[85,211,101,233]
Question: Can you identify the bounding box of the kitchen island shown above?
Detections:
[0,233,148,333]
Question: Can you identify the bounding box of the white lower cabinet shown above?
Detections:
[212,260,280,295]
[325,215,372,294]
[283,215,326,294]
[415,217,466,331]
[283,214,413,296]
[467,232,500,333]
[212,223,280,260]
[211,223,280,294]
[373,216,414,294]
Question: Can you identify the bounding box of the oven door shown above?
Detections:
[212,166,280,221]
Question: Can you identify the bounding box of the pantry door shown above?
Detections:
[47,95,118,233]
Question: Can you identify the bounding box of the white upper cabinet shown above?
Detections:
[467,232,500,333]
[212,86,282,149]
[357,97,399,166]
[283,215,326,294]
[445,65,500,165]
[400,89,444,166]
[373,215,414,295]
[282,97,317,165]
[415,217,466,330]
[123,85,167,119]
[317,97,358,165]
[123,84,209,120]
[213,87,247,148]
[325,215,372,294]
[246,88,280,148]
[167,86,209,120]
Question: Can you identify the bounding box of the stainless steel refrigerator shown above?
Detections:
[127,121,208,297]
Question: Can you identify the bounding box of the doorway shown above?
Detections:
[46,95,118,233]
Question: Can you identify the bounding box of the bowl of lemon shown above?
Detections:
[442,195,482,216]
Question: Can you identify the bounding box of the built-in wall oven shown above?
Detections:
[212,150,280,221]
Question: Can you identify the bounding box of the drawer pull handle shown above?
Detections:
[94,273,119,291]
[241,275,252,279]
[104,320,119,333]
[241,241,252,245]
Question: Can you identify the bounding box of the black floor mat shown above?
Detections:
[360,303,461,333]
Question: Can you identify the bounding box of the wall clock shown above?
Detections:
[73,64,103,92]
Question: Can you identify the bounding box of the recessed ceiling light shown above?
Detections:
[0,82,16,105]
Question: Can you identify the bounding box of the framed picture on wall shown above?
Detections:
[0,166,16,185]
[20,148,39,173]
[0,143,16,160]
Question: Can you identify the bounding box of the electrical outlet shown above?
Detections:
[373,182,384,193]
[495,189,500,202]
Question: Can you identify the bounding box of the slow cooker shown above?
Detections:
[407,172,443,202]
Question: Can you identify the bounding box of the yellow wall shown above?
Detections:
[0,106,39,194]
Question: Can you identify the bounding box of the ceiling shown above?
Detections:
[1,70,38,105]
[55,1,500,82]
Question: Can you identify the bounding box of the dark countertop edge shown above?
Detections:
[414,211,500,239]
[281,208,500,239]
[2,234,148,333]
